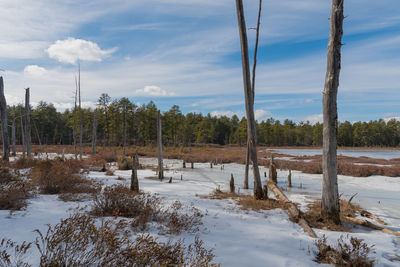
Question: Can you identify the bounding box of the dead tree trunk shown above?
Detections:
[230,174,235,193]
[73,76,78,159]
[322,0,344,225]
[269,154,277,184]
[25,88,31,157]
[11,118,16,156]
[91,108,97,155]
[244,0,262,190]
[288,169,292,188]
[0,77,9,161]
[78,64,83,160]
[235,0,263,200]
[19,109,25,156]
[157,110,163,180]
[131,153,139,192]
[123,105,127,158]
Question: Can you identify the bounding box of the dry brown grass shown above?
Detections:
[206,189,290,212]
[2,213,217,266]
[10,157,39,170]
[92,185,204,234]
[314,235,374,266]
[29,160,100,199]
[303,199,360,231]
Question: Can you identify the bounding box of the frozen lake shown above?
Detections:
[268,148,400,160]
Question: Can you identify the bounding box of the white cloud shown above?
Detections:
[255,109,270,121]
[46,38,117,64]
[135,85,175,97]
[210,110,238,118]
[304,114,323,124]
[24,65,47,76]
[384,117,400,122]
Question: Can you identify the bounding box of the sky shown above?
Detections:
[1,0,399,123]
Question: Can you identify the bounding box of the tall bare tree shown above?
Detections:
[11,117,16,156]
[19,108,25,156]
[244,0,262,190]
[25,88,32,157]
[78,63,83,160]
[235,0,263,199]
[0,77,10,161]
[157,110,163,180]
[91,108,98,155]
[73,76,78,159]
[322,0,344,225]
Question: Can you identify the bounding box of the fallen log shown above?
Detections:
[267,181,317,238]
[344,216,400,237]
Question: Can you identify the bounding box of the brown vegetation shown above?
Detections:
[29,160,100,198]
[0,167,32,210]
[314,235,374,266]
[1,213,217,266]
[91,185,204,234]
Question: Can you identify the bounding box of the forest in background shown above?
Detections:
[4,93,400,148]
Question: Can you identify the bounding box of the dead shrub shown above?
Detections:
[30,160,100,198]
[105,169,115,176]
[0,167,32,210]
[34,213,217,266]
[0,238,31,267]
[92,185,204,234]
[314,235,374,266]
[10,157,39,169]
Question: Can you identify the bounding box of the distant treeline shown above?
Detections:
[5,93,400,148]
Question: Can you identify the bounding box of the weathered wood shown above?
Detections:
[25,88,32,157]
[182,158,186,168]
[288,169,292,188]
[191,162,194,169]
[19,109,25,156]
[344,216,400,237]
[122,104,127,158]
[210,162,213,168]
[130,154,139,192]
[322,0,344,225]
[91,108,97,155]
[11,118,16,156]
[73,76,78,159]
[230,174,235,193]
[269,154,277,183]
[244,141,250,189]
[157,110,163,180]
[0,77,9,161]
[78,64,83,160]
[267,181,317,238]
[235,0,263,199]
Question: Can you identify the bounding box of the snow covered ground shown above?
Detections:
[1,158,399,266]
[268,148,400,160]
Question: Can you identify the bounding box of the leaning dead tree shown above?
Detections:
[0,77,10,161]
[321,0,344,225]
[244,0,262,190]
[235,0,263,199]
[91,108,97,155]
[25,88,32,157]
[157,110,164,180]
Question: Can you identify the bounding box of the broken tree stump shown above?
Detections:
[182,158,186,168]
[230,174,235,193]
[269,154,277,184]
[288,169,292,188]
[131,154,139,192]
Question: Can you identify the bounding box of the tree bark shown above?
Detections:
[288,169,292,188]
[78,64,83,160]
[244,0,262,190]
[131,153,139,192]
[157,110,163,180]
[25,88,32,157]
[0,77,10,161]
[123,105,127,158]
[322,0,344,225]
[19,109,25,156]
[11,118,16,156]
[73,76,78,159]
[91,108,97,155]
[235,0,263,199]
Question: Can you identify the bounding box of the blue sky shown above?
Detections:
[1,0,399,123]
